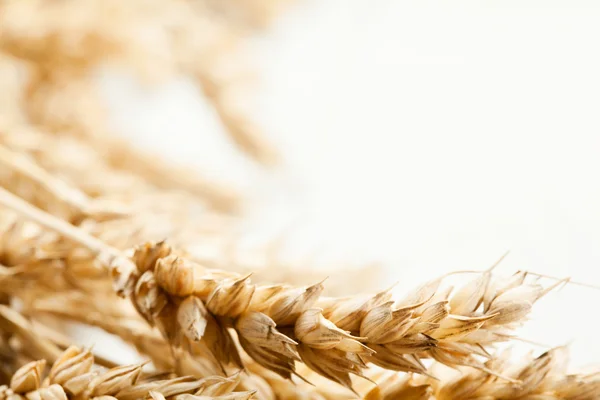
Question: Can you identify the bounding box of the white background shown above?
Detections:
[107,1,600,367]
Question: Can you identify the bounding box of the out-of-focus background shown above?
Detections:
[103,1,600,366]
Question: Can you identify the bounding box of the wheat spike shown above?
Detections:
[364,347,599,400]
[0,348,255,400]
[0,311,255,400]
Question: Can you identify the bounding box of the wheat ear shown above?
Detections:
[364,347,599,400]
[0,345,254,400]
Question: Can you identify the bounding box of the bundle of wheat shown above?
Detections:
[0,1,597,399]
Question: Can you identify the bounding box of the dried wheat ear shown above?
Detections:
[0,345,254,400]
[367,346,600,400]
[116,242,572,389]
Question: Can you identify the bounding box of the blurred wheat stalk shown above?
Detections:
[0,1,597,399]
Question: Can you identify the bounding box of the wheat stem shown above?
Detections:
[0,187,119,266]
[0,145,91,214]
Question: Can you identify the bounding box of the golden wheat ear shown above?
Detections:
[0,350,256,400]
[0,309,256,400]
